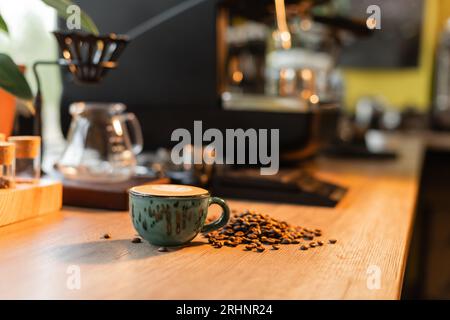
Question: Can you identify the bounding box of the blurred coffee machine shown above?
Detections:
[210,0,370,207]
[217,0,368,113]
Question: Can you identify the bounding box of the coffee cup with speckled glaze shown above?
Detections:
[129,184,230,246]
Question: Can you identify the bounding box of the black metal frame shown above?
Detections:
[32,60,66,138]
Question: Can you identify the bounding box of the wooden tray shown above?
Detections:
[0,179,62,227]
[62,176,170,211]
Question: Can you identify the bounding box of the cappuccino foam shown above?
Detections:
[130,184,209,197]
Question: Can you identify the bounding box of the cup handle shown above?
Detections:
[201,197,230,233]
[123,113,144,154]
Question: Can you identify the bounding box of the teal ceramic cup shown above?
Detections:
[129,184,230,246]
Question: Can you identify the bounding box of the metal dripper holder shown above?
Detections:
[32,31,130,138]
[53,31,129,83]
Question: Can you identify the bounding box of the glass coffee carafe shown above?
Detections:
[57,102,143,182]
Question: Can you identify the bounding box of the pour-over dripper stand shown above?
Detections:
[53,31,129,83]
[32,31,130,138]
[34,0,213,155]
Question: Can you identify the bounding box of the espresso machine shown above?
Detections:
[219,0,346,110]
[211,0,372,205]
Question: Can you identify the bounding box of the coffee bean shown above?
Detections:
[256,247,265,252]
[158,247,168,252]
[245,245,255,251]
[224,240,238,247]
[300,245,308,250]
[318,241,324,246]
[281,238,291,244]
[102,233,111,239]
[272,244,280,250]
[329,239,337,244]
[131,237,142,243]
[309,242,317,248]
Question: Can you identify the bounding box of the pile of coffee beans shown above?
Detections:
[204,210,337,252]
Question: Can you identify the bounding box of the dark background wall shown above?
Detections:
[338,0,423,68]
[62,0,218,110]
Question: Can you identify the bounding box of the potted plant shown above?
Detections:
[0,0,98,136]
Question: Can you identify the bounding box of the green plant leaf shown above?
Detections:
[0,53,33,100]
[42,0,99,35]
[0,13,9,34]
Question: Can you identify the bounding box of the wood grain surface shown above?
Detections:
[0,180,62,227]
[0,134,423,299]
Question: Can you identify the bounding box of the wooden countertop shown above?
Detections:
[0,134,424,299]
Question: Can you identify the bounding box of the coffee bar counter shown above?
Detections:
[0,134,424,299]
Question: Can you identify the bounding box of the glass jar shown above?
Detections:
[0,142,15,189]
[7,136,40,183]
